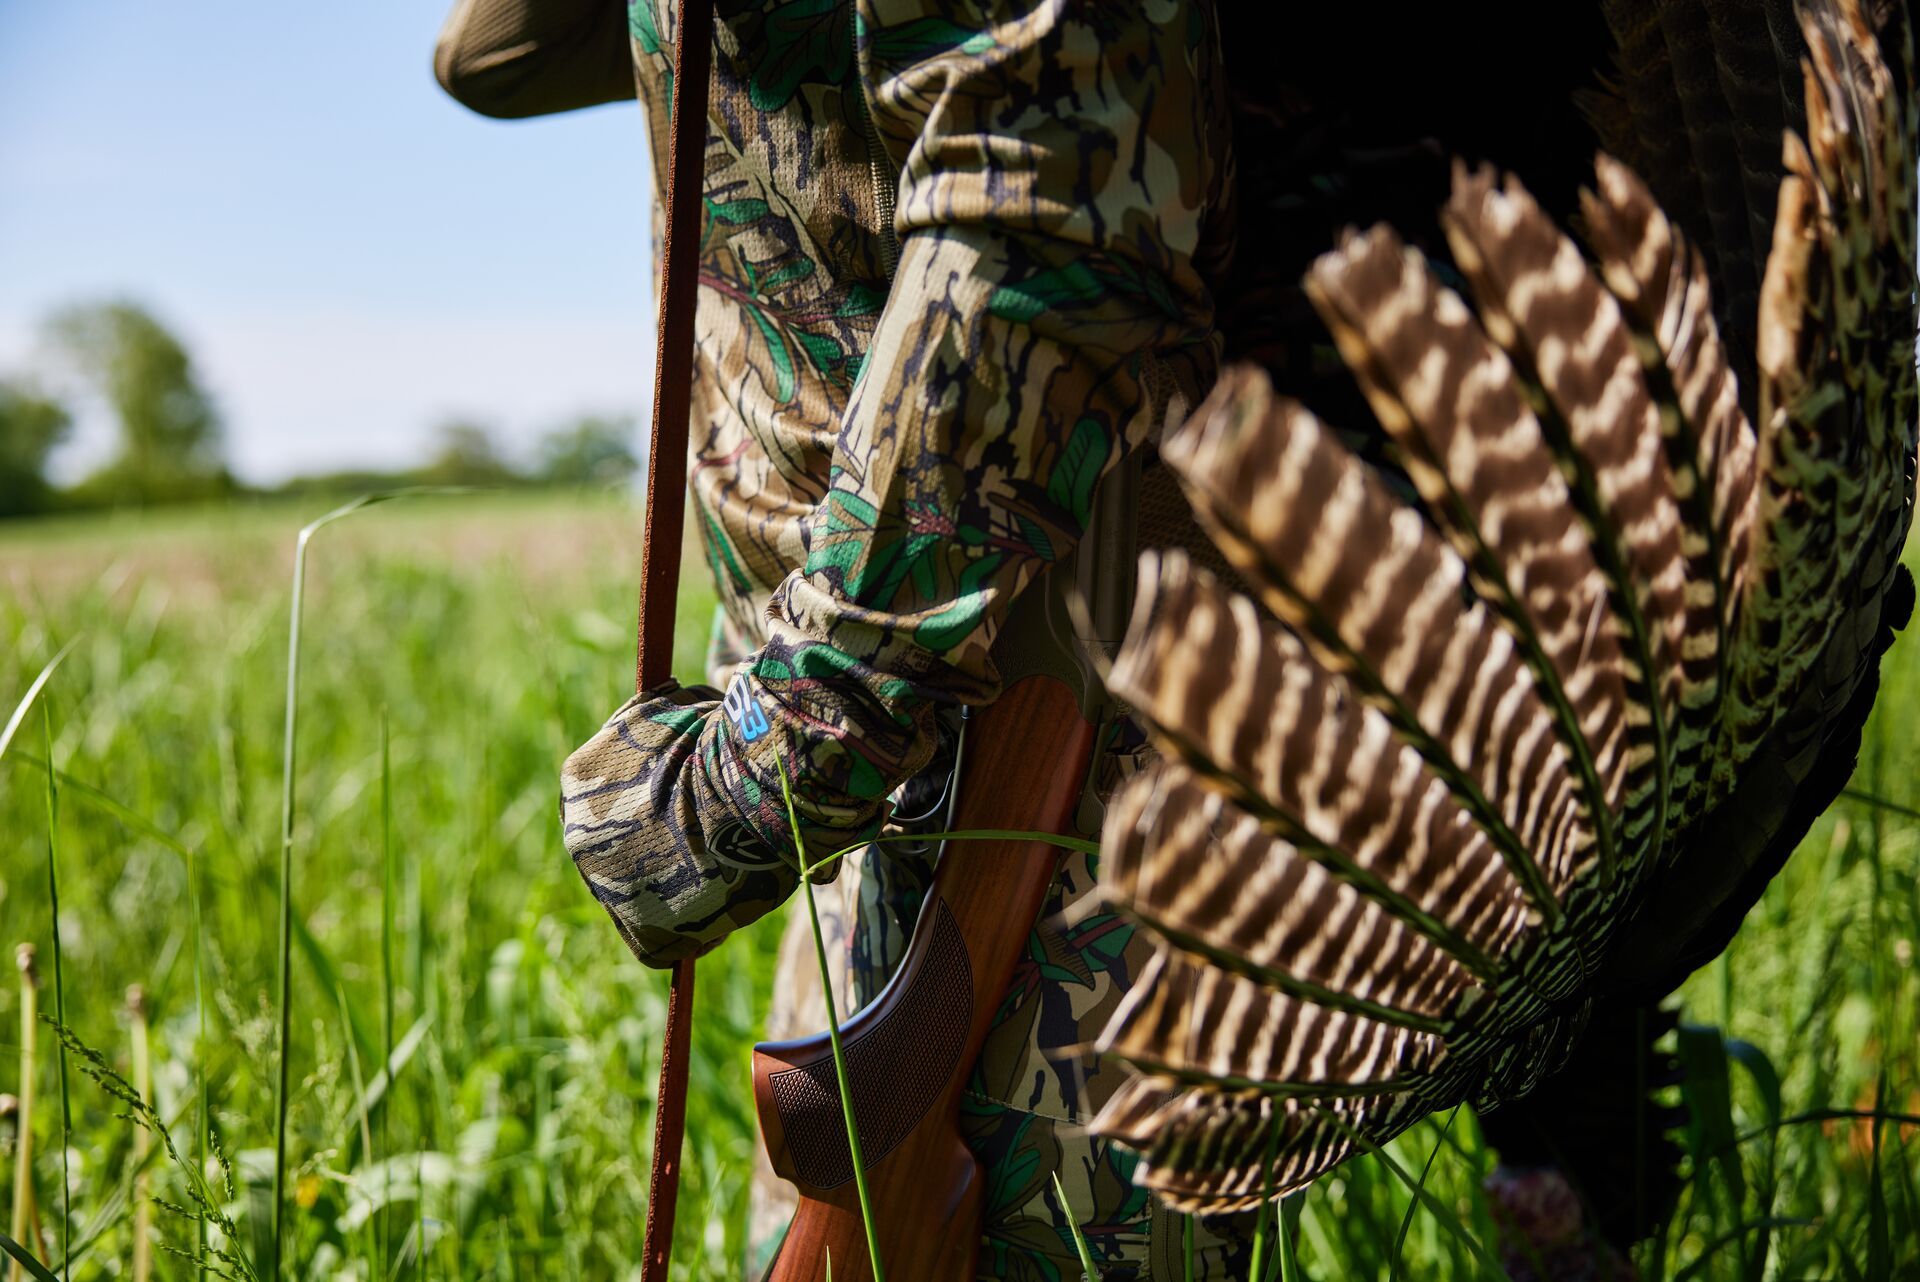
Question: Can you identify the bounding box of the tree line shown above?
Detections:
[0,299,640,519]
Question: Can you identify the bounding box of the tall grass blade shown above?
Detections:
[380,708,394,1273]
[1669,1219,1817,1282]
[11,948,39,1282]
[2,757,195,863]
[336,985,375,1169]
[1276,1195,1303,1282]
[270,511,313,1279]
[38,710,69,1281]
[333,984,379,1268]
[1318,1109,1511,1281]
[1,648,73,1282]
[270,490,466,1278]
[1677,1021,1747,1261]
[813,828,1097,878]
[410,850,427,1282]
[1722,1039,1782,1130]
[1050,1171,1101,1281]
[1840,787,1920,823]
[1893,1125,1920,1280]
[1709,1108,1920,1153]
[1725,1037,1782,1281]
[1248,1109,1281,1282]
[128,987,152,1282]
[1389,1107,1460,1282]
[774,756,885,1282]
[342,1016,434,1154]
[1869,1078,1892,1282]
[0,1231,60,1282]
[286,899,377,1069]
[188,802,208,1282]
[0,640,75,768]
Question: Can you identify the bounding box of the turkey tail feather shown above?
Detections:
[1090,0,1915,1216]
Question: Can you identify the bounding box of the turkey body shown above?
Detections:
[1093,0,1919,1243]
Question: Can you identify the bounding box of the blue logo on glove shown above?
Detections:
[723,674,771,743]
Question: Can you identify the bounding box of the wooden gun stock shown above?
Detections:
[752,674,1097,1281]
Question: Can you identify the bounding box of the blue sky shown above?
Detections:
[0,0,656,483]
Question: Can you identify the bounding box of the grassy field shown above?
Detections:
[0,493,1916,1280]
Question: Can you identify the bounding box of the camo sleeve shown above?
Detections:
[734,0,1232,820]
[563,0,1229,967]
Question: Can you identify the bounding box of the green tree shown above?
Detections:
[535,415,638,487]
[421,420,521,486]
[49,300,229,504]
[0,379,73,517]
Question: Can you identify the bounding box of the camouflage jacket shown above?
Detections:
[552,0,1248,1274]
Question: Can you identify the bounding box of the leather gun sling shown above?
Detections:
[636,0,714,1277]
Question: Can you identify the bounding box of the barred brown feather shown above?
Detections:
[1442,163,1704,872]
[1157,371,1599,908]
[1092,1077,1409,1208]
[1100,766,1474,1024]
[1106,551,1535,972]
[1718,0,1918,797]
[1301,223,1639,882]
[1578,154,1760,829]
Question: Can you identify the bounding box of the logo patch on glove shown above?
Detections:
[723,673,771,743]
[708,818,790,869]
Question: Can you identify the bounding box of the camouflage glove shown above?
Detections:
[560,676,880,967]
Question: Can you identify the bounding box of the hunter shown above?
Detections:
[440,0,1243,1273]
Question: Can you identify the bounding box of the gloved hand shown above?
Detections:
[560,677,869,967]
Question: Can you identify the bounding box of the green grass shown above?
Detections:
[1,493,1917,1279]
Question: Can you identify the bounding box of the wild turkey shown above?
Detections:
[1087,0,1917,1232]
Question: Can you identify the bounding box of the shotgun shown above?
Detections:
[754,457,1140,1281]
